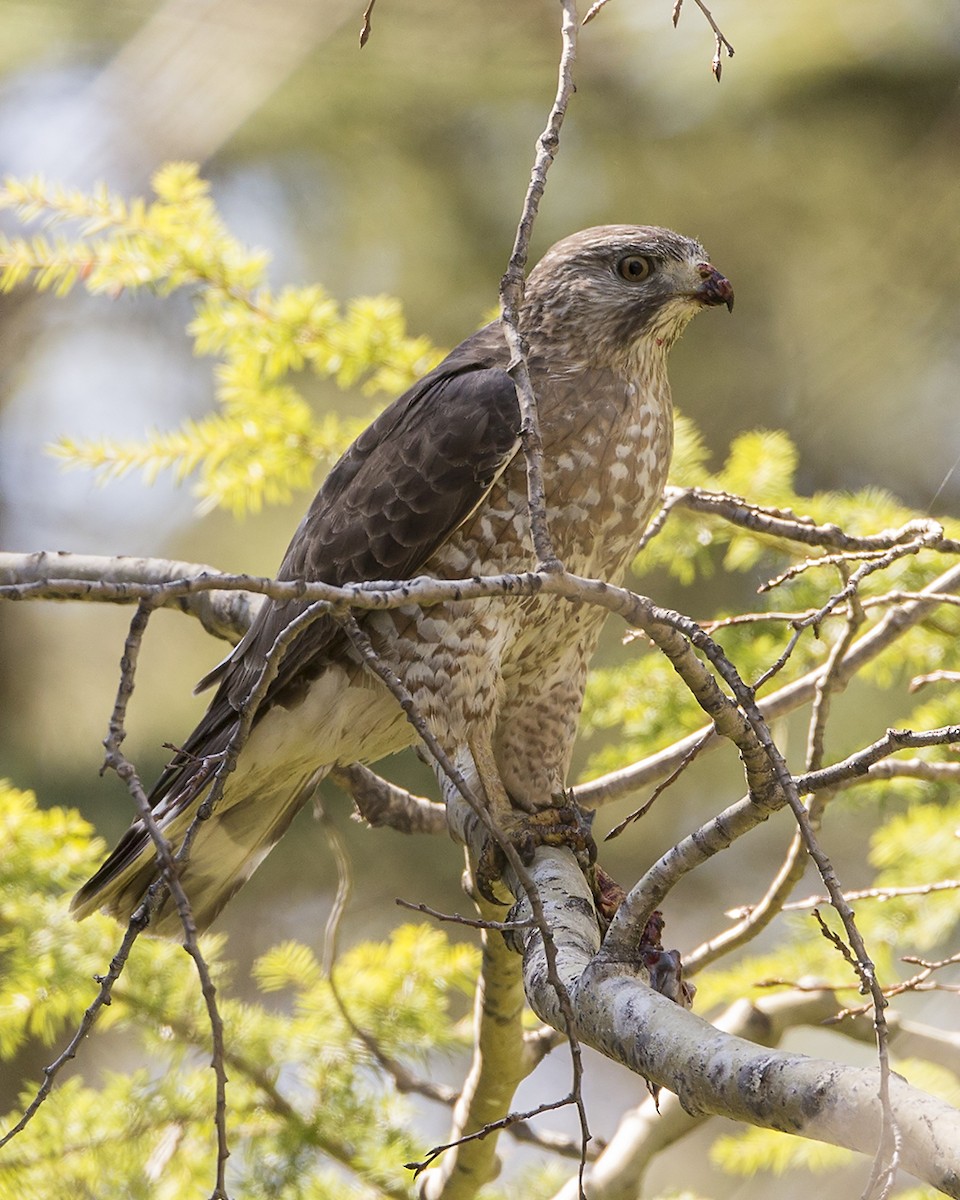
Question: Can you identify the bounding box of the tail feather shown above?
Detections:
[73,661,410,935]
[71,757,326,937]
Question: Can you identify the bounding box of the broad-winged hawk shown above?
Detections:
[73,225,733,935]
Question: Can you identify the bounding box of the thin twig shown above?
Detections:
[577,558,960,808]
[604,727,712,841]
[773,878,960,915]
[100,600,232,1198]
[633,487,693,556]
[405,1095,581,1176]
[826,950,960,1020]
[498,0,580,573]
[760,527,942,595]
[671,0,735,79]
[910,668,960,692]
[319,807,352,976]
[751,531,940,690]
[0,907,149,1150]
[396,897,536,933]
[2,599,236,1191]
[582,0,613,25]
[658,488,958,555]
[796,725,960,795]
[358,0,376,47]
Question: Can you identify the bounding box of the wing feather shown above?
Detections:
[71,323,520,921]
[206,324,521,712]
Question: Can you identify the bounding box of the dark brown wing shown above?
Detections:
[202,322,521,716]
[71,323,520,920]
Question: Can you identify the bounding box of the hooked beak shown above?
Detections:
[693,262,734,312]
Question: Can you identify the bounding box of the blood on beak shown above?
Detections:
[695,263,734,312]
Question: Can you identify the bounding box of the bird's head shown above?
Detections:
[522,224,733,373]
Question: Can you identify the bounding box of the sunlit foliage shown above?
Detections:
[0,165,443,514]
[0,781,478,1197]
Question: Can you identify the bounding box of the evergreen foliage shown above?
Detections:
[0,165,443,514]
[0,782,477,1198]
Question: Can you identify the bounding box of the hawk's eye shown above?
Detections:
[617,254,653,282]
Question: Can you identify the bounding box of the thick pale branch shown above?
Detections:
[546,990,834,1200]
[548,989,960,1200]
[515,849,960,1197]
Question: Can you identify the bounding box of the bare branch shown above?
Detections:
[396,897,535,934]
[417,889,533,1197]
[686,585,867,972]
[576,559,960,808]
[358,0,376,47]
[590,596,904,1180]
[498,0,579,573]
[759,524,943,596]
[759,878,960,915]
[340,610,593,1192]
[671,0,734,78]
[515,849,960,1197]
[0,907,149,1151]
[0,550,258,643]
[100,600,232,1198]
[911,668,960,692]
[408,1095,581,1179]
[661,488,960,555]
[829,951,960,1024]
[796,725,960,795]
[752,529,940,691]
[581,0,613,26]
[604,727,712,841]
[6,529,960,1186]
[330,763,447,835]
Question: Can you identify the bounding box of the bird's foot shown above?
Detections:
[473,802,596,905]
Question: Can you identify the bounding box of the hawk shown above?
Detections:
[72,225,733,936]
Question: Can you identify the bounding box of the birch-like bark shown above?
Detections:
[509,848,960,1199]
[548,987,960,1200]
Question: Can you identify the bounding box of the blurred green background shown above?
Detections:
[1,1,959,1193]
